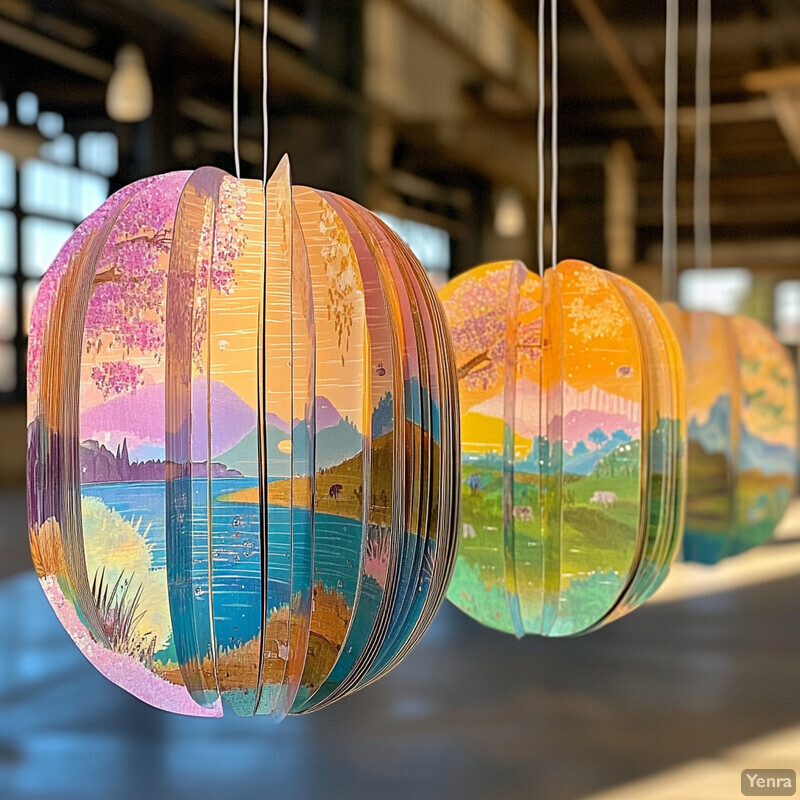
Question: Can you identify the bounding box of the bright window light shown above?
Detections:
[79,132,118,176]
[774,280,800,344]
[21,217,74,277]
[16,92,39,125]
[376,211,451,275]
[679,268,753,315]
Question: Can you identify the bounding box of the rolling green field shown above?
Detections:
[450,451,642,635]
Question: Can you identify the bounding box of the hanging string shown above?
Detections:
[537,0,546,276]
[262,0,270,186]
[694,0,712,271]
[550,0,559,269]
[662,0,680,301]
[232,0,242,179]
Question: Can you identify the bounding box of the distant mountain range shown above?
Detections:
[79,439,242,484]
[739,427,798,476]
[560,409,639,453]
[470,379,641,441]
[80,378,256,461]
[217,417,362,478]
[462,390,639,475]
[688,394,732,456]
[81,380,445,480]
[689,394,797,477]
[515,428,633,475]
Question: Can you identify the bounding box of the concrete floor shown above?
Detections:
[2,489,799,800]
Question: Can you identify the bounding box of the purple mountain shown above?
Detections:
[266,413,290,434]
[291,396,343,433]
[80,378,257,460]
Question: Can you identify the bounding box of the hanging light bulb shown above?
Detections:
[494,188,526,238]
[106,45,153,123]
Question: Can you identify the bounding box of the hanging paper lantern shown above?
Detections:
[439,259,686,637]
[27,157,460,718]
[662,307,798,564]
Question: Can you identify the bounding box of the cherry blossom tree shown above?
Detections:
[84,174,248,398]
[442,265,541,393]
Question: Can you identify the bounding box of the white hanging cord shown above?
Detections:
[262,0,270,186]
[537,0,546,277]
[550,0,559,269]
[662,0,680,302]
[694,0,712,271]
[232,0,242,179]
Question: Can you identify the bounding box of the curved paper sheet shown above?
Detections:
[730,316,798,555]
[28,171,223,716]
[442,260,684,636]
[28,156,461,715]
[665,308,798,564]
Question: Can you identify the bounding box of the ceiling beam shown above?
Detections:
[744,66,800,165]
[103,0,364,111]
[644,237,800,269]
[638,199,800,226]
[577,98,774,132]
[0,16,111,80]
[638,172,800,199]
[569,0,663,140]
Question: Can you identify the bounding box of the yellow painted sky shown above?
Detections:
[208,178,264,412]
[293,187,367,431]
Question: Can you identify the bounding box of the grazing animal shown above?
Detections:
[462,522,477,539]
[329,483,343,500]
[589,490,618,509]
[512,505,534,522]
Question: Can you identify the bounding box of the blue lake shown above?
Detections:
[80,478,362,656]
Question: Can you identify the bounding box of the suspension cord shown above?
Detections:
[662,0,680,301]
[537,0,546,276]
[232,0,242,179]
[550,0,559,269]
[694,0,712,272]
[262,0,270,185]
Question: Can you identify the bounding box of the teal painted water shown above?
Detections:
[79,478,363,652]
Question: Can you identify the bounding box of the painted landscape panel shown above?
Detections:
[442,261,684,636]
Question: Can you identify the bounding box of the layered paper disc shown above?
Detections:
[664,307,798,564]
[440,260,686,637]
[27,157,460,717]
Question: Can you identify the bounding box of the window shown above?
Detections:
[0,91,117,398]
[21,218,75,278]
[774,280,800,344]
[376,211,451,288]
[679,268,753,315]
[0,212,16,274]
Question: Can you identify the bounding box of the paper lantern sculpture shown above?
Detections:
[27,157,460,717]
[439,260,686,637]
[663,307,798,564]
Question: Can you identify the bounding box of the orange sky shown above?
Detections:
[293,187,367,431]
[208,177,264,415]
[550,261,642,403]
[441,260,645,455]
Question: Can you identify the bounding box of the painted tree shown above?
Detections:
[588,428,608,449]
[572,440,589,457]
[319,197,359,365]
[442,266,541,393]
[83,173,247,398]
